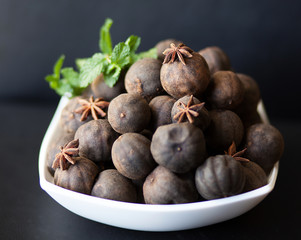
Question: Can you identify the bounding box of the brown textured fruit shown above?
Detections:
[91,169,137,203]
[245,123,284,174]
[206,71,245,110]
[160,52,210,99]
[235,73,261,118]
[241,161,267,192]
[205,109,244,152]
[151,123,207,173]
[108,93,151,134]
[149,95,176,132]
[125,58,164,102]
[195,155,246,200]
[54,157,99,195]
[74,119,119,162]
[112,133,156,180]
[198,46,231,74]
[89,74,126,101]
[143,166,198,204]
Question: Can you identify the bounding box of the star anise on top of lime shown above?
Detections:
[75,95,109,121]
[163,43,193,65]
[173,95,205,123]
[52,139,79,170]
[225,141,249,162]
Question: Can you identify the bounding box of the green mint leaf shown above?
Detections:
[99,18,113,54]
[125,35,141,53]
[75,58,88,71]
[103,65,121,87]
[53,55,65,78]
[45,55,65,84]
[79,53,107,88]
[110,42,130,68]
[134,47,157,62]
[61,67,81,87]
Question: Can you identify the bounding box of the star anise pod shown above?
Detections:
[173,95,205,123]
[225,141,249,162]
[74,95,109,121]
[52,139,79,170]
[163,43,193,65]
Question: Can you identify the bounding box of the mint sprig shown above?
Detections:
[45,18,157,97]
[45,55,85,97]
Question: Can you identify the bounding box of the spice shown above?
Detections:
[163,43,193,65]
[52,139,79,170]
[75,95,109,121]
[172,95,205,123]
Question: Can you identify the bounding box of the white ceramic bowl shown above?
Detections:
[39,97,278,231]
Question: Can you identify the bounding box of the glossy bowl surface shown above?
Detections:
[39,97,278,231]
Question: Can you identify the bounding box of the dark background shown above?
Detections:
[1,0,301,119]
[0,0,300,239]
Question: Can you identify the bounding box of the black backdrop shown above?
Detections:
[0,0,301,119]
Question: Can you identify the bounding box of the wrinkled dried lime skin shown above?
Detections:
[241,161,267,192]
[235,73,261,117]
[149,95,176,132]
[59,96,93,134]
[112,133,156,180]
[198,46,231,74]
[89,74,126,101]
[245,123,284,174]
[46,126,74,176]
[195,155,246,200]
[125,58,164,102]
[155,39,182,62]
[54,157,99,195]
[151,122,207,173]
[171,95,211,131]
[143,166,198,204]
[160,52,210,99]
[91,169,137,203]
[74,119,119,162]
[205,71,245,110]
[108,93,151,134]
[205,109,244,152]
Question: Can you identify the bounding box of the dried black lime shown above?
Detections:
[91,169,137,203]
[112,133,156,180]
[205,109,244,152]
[125,58,164,102]
[241,161,267,192]
[108,93,151,134]
[160,44,210,99]
[205,71,245,110]
[195,155,246,200]
[149,95,176,132]
[151,122,207,173]
[245,123,284,174]
[74,119,119,163]
[92,74,125,101]
[143,166,198,204]
[198,46,231,74]
[54,156,99,195]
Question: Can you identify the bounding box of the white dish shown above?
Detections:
[39,97,278,231]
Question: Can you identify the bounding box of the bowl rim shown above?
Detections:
[39,96,278,212]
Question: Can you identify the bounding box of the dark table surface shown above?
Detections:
[0,100,300,240]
